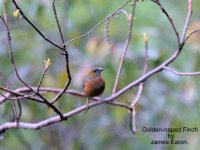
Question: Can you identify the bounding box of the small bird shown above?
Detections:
[83,67,105,108]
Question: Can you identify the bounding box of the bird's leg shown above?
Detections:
[85,98,90,113]
[86,98,89,107]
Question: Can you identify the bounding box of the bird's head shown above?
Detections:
[87,67,103,79]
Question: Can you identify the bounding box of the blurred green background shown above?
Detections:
[0,0,200,149]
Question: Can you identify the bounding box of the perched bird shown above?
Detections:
[83,67,105,107]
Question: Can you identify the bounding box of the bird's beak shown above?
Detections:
[98,67,103,72]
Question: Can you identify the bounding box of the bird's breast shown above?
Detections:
[83,77,105,97]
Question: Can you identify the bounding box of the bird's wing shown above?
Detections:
[82,78,87,89]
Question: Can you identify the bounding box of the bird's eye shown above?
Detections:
[94,69,98,73]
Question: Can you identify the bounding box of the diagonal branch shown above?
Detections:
[11,0,64,51]
[151,0,180,44]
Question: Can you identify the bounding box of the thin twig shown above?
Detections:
[180,0,193,43]
[0,91,35,101]
[130,32,149,134]
[184,29,200,43]
[130,33,148,108]
[112,0,137,95]
[51,0,71,104]
[11,101,17,121]
[163,66,200,76]
[50,53,71,105]
[105,19,111,44]
[36,68,48,93]
[151,0,180,44]
[130,107,136,134]
[52,0,65,44]
[0,86,29,101]
[104,9,129,44]
[16,99,22,123]
[64,0,131,45]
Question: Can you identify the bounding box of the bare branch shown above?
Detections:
[151,0,180,44]
[36,67,48,93]
[50,53,71,104]
[112,0,137,95]
[129,32,149,134]
[0,91,35,101]
[164,66,200,76]
[180,0,193,43]
[0,96,131,133]
[52,0,65,44]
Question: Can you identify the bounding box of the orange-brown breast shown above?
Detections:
[83,77,105,97]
